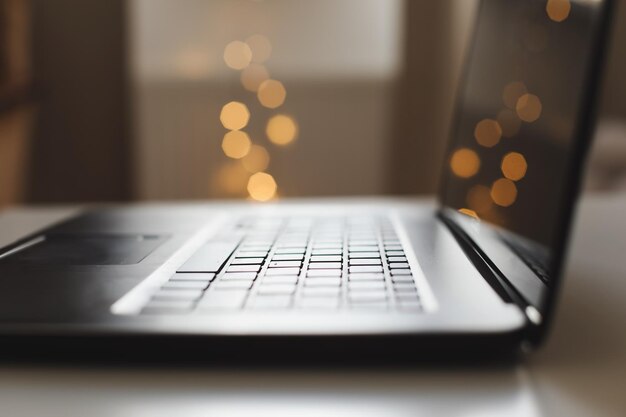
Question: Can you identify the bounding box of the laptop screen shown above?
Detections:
[439,0,611,312]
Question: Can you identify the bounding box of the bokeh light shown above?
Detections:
[242,144,270,173]
[458,208,479,219]
[220,101,250,130]
[240,64,270,92]
[246,34,272,64]
[474,119,502,148]
[222,130,252,159]
[546,0,571,22]
[266,114,298,146]
[223,40,253,70]
[497,109,522,138]
[502,81,528,109]
[491,178,518,207]
[516,93,542,123]
[501,152,528,181]
[257,79,286,109]
[214,162,250,195]
[247,172,278,201]
[467,184,493,213]
[450,148,480,179]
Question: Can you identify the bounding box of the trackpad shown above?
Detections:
[0,234,167,265]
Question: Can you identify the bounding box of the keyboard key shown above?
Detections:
[265,267,301,276]
[348,292,387,303]
[349,258,382,266]
[393,283,418,292]
[230,257,265,265]
[162,281,209,290]
[304,277,341,287]
[387,256,407,263]
[390,269,412,276]
[236,251,268,258]
[142,300,194,314]
[385,245,403,251]
[249,295,293,309]
[312,243,342,249]
[170,272,215,282]
[257,284,297,295]
[269,260,302,268]
[197,291,247,310]
[301,287,341,297]
[308,262,342,269]
[307,269,342,277]
[348,252,380,259]
[310,255,342,263]
[222,272,258,280]
[275,248,306,255]
[391,276,414,284]
[311,249,342,256]
[348,281,386,291]
[152,289,203,301]
[272,254,305,261]
[385,250,405,257]
[262,275,299,284]
[349,246,379,252]
[348,273,384,281]
[212,280,254,290]
[349,265,383,274]
[227,264,261,273]
[389,262,410,269]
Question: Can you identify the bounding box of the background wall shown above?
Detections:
[129,0,404,200]
[15,0,626,204]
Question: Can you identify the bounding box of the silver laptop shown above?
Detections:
[0,0,614,360]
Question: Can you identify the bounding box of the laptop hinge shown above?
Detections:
[437,212,534,314]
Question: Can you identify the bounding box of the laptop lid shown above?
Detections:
[438,0,614,344]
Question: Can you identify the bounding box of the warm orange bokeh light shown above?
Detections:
[220,101,250,130]
[222,130,252,159]
[458,208,479,219]
[223,40,252,70]
[266,114,298,146]
[240,64,270,92]
[502,81,528,109]
[516,94,542,123]
[546,0,571,23]
[246,34,272,64]
[247,172,278,201]
[450,148,480,179]
[501,152,528,181]
[214,162,250,195]
[242,144,270,173]
[474,119,502,148]
[257,79,286,109]
[491,178,518,207]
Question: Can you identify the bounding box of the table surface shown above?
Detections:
[0,195,624,417]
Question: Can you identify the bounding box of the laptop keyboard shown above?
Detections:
[140,216,422,314]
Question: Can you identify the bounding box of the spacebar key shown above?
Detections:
[178,239,240,273]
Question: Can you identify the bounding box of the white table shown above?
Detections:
[0,195,624,417]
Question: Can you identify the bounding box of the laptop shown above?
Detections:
[0,0,614,360]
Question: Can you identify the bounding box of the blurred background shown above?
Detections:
[1,0,625,206]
